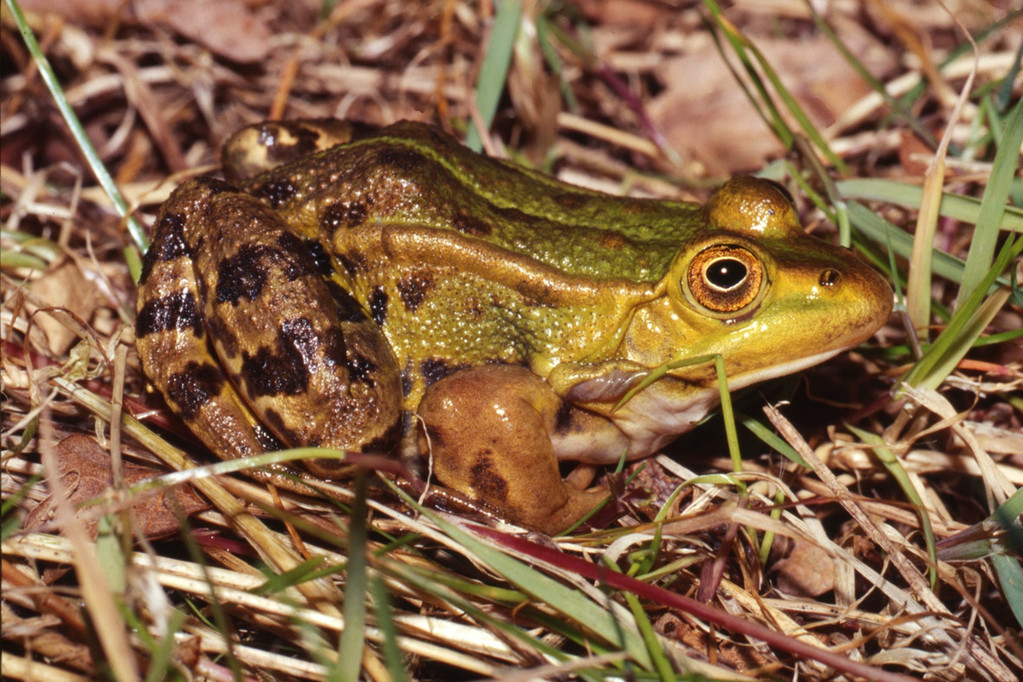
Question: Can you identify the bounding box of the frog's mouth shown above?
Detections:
[603,343,861,460]
[726,346,847,391]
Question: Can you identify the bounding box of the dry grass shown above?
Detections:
[2,1,1021,680]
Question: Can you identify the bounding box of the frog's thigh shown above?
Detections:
[417,365,611,534]
[137,181,280,462]
[186,184,402,467]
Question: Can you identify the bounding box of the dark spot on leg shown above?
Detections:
[554,399,574,434]
[216,239,316,302]
[369,287,388,326]
[241,345,307,397]
[240,317,321,397]
[306,238,335,277]
[322,200,369,232]
[397,271,434,312]
[279,317,321,361]
[139,213,189,285]
[215,244,272,304]
[325,281,368,322]
[206,315,240,359]
[346,353,378,385]
[137,292,202,337]
[278,232,329,278]
[470,453,508,503]
[320,325,348,370]
[166,361,225,419]
[400,368,413,397]
[253,178,298,209]
[420,357,468,387]
[263,408,304,447]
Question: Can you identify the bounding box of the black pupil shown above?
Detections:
[707,259,747,290]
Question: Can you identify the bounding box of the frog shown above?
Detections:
[135,120,892,535]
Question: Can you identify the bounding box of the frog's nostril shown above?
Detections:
[819,269,840,287]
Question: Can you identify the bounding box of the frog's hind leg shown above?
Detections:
[136,184,274,462]
[138,177,403,475]
[417,365,612,535]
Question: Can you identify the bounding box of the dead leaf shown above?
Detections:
[898,129,935,177]
[26,434,209,542]
[135,0,272,63]
[21,0,272,62]
[650,35,895,175]
[24,259,99,354]
[770,535,836,597]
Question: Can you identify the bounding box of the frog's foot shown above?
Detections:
[416,365,621,534]
[221,120,368,182]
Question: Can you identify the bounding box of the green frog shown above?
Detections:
[135,120,892,534]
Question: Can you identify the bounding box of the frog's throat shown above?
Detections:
[607,345,854,460]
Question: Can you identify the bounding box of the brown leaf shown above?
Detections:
[19,0,125,29]
[26,434,209,542]
[24,259,99,355]
[770,535,835,597]
[21,0,271,62]
[135,0,271,63]
[898,129,934,177]
[650,35,895,175]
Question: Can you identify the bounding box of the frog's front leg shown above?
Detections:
[417,365,630,534]
[136,178,403,475]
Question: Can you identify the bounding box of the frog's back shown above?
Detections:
[240,121,703,284]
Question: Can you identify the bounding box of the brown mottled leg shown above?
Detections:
[136,178,402,476]
[417,365,613,534]
[136,183,273,463]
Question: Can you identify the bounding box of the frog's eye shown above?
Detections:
[687,245,764,315]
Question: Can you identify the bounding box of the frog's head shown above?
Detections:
[581,177,892,454]
[662,176,892,380]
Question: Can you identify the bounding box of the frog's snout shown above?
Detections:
[839,263,893,344]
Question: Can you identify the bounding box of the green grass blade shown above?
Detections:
[808,6,938,150]
[5,0,148,256]
[425,515,655,670]
[336,470,370,681]
[371,576,408,682]
[703,0,847,173]
[465,0,522,151]
[917,288,1010,390]
[955,97,1023,309]
[902,234,1023,390]
[622,591,675,681]
[991,553,1023,631]
[991,488,1023,629]
[844,201,1013,290]
[837,179,1023,233]
[702,5,791,149]
[740,413,808,468]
